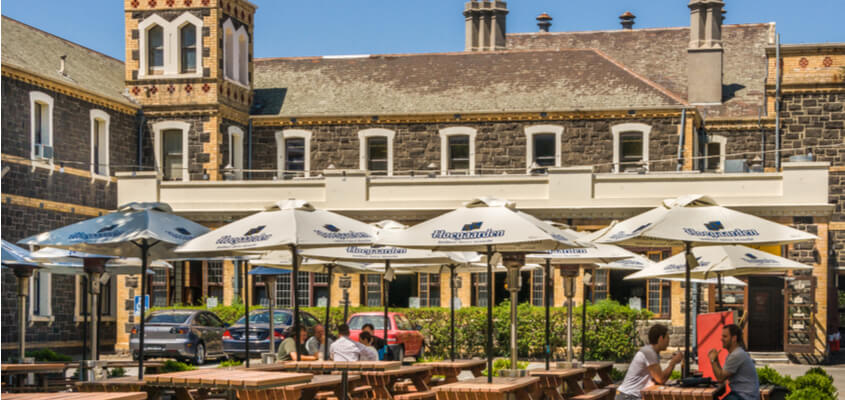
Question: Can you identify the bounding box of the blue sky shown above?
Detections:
[2,1,843,60]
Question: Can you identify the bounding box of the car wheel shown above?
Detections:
[416,342,425,360]
[193,342,206,365]
[395,346,405,363]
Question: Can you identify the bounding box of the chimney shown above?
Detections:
[536,12,552,33]
[464,1,508,51]
[619,11,635,29]
[59,55,67,76]
[687,0,724,104]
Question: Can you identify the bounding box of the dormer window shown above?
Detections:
[180,24,197,73]
[148,25,164,74]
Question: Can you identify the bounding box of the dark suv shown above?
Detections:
[130,309,228,365]
[223,309,321,360]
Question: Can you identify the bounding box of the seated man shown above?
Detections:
[305,324,334,357]
[709,324,760,400]
[361,322,388,359]
[330,324,378,361]
[616,324,683,400]
[277,326,317,361]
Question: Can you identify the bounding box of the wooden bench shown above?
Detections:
[760,384,788,400]
[571,388,611,400]
[394,390,437,400]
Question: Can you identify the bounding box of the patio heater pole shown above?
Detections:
[134,238,159,379]
[82,276,88,379]
[291,246,301,363]
[383,260,390,360]
[324,264,334,361]
[450,264,457,362]
[486,245,493,384]
[266,275,277,357]
[13,267,33,362]
[717,273,724,310]
[581,267,589,364]
[683,242,692,378]
[243,260,250,367]
[544,259,551,370]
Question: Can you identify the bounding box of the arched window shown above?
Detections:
[223,19,236,81]
[358,128,395,176]
[152,121,190,181]
[438,127,477,175]
[524,125,563,171]
[180,24,197,73]
[237,30,248,85]
[90,110,110,177]
[29,91,54,162]
[228,126,244,180]
[148,25,164,74]
[611,123,652,173]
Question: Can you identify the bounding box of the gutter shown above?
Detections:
[775,34,782,170]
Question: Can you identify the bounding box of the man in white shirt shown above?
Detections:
[616,324,683,400]
[330,324,378,362]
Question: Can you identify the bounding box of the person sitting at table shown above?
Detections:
[331,323,379,361]
[361,322,389,360]
[616,324,683,400]
[305,324,334,357]
[708,324,760,400]
[277,326,317,361]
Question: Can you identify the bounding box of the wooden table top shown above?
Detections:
[529,368,586,378]
[144,369,313,389]
[641,385,719,400]
[1,363,67,373]
[433,377,540,393]
[281,360,402,371]
[4,393,147,400]
[357,365,431,377]
[584,362,613,371]
[283,374,361,390]
[421,359,486,369]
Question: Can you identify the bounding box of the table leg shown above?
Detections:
[564,377,585,396]
[411,372,431,392]
[174,388,196,400]
[583,371,598,391]
[470,367,484,378]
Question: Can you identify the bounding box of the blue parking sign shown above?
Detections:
[134,295,149,317]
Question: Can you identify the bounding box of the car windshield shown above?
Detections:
[235,311,292,325]
[146,312,192,324]
[348,315,390,330]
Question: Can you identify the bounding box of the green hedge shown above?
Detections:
[757,366,838,400]
[153,299,650,361]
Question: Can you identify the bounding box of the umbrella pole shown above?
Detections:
[82,276,88,379]
[581,268,587,364]
[544,259,551,371]
[243,260,250,367]
[291,246,301,362]
[486,245,493,384]
[138,239,148,379]
[450,264,456,362]
[717,273,724,310]
[683,242,692,378]
[383,260,390,361]
[324,264,333,361]
[267,275,276,357]
[89,272,99,364]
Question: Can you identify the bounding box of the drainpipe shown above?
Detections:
[759,107,765,167]
[137,109,145,169]
[247,119,253,180]
[775,34,782,170]
[676,109,687,171]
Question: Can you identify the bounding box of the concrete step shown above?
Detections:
[749,352,790,365]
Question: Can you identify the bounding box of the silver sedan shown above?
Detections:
[129,309,228,365]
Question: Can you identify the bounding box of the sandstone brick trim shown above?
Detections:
[2,153,118,183]
[1,64,137,114]
[830,222,845,231]
[1,193,110,217]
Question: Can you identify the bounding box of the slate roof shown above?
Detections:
[507,24,775,118]
[252,49,685,117]
[1,16,134,108]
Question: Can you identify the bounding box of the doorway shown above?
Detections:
[388,274,416,308]
[746,277,784,351]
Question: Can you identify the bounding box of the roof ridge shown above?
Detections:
[254,48,598,63]
[589,48,689,106]
[506,23,773,36]
[1,15,125,65]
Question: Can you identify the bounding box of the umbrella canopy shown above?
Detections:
[2,240,38,267]
[376,197,583,251]
[249,251,369,274]
[526,243,634,265]
[175,199,377,254]
[18,203,210,259]
[597,254,655,271]
[28,247,170,275]
[589,195,817,246]
[623,245,812,281]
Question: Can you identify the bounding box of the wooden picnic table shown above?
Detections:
[64,361,166,375]
[528,368,587,400]
[641,384,721,400]
[238,374,362,400]
[76,377,162,400]
[268,360,402,372]
[350,365,433,399]
[582,362,614,389]
[432,376,541,400]
[2,363,68,392]
[420,359,486,384]
[3,392,147,400]
[143,369,313,400]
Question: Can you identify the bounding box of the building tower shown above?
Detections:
[124,0,256,181]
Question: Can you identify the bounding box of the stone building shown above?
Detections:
[2,0,843,362]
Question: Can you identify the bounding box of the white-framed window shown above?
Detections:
[525,125,563,170]
[74,274,117,322]
[704,135,726,172]
[358,128,395,176]
[227,126,244,180]
[152,121,190,181]
[138,13,203,79]
[30,271,52,321]
[222,19,249,87]
[611,123,651,173]
[90,109,110,177]
[275,129,312,178]
[29,91,54,162]
[439,127,476,175]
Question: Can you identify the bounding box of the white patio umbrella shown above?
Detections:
[18,202,209,378]
[377,197,586,382]
[526,239,634,369]
[589,194,816,377]
[249,253,369,359]
[175,199,377,363]
[303,220,475,362]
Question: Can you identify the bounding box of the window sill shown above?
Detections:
[137,71,203,80]
[30,159,54,172]
[224,77,251,90]
[29,315,55,324]
[75,315,116,323]
[90,172,112,183]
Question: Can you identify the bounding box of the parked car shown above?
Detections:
[223,309,322,360]
[129,309,228,365]
[347,312,424,361]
